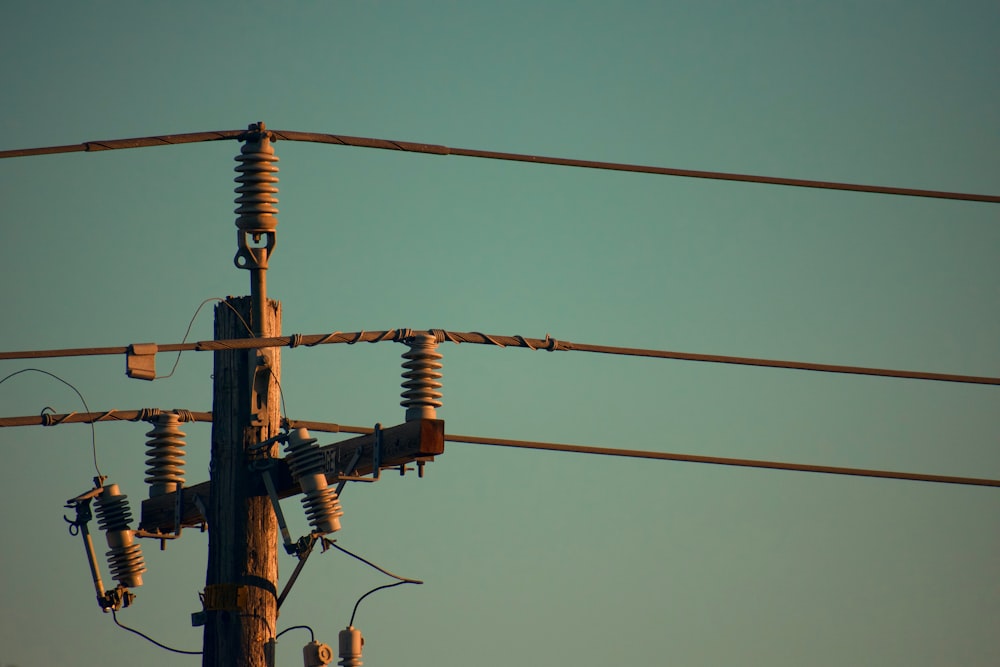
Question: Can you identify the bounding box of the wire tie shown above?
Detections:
[173,409,195,422]
[472,331,505,348]
[306,331,342,347]
[288,333,303,348]
[49,410,76,426]
[441,329,461,344]
[40,406,57,426]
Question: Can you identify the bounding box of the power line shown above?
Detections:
[2,127,997,203]
[111,610,202,656]
[2,329,998,386]
[2,409,997,489]
[0,368,102,476]
[443,432,1000,489]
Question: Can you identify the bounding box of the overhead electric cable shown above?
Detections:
[111,610,202,656]
[443,432,1000,488]
[2,409,997,488]
[2,329,998,386]
[0,368,102,476]
[1,128,996,203]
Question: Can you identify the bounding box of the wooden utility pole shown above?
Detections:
[202,296,281,666]
[201,122,283,667]
[131,122,444,666]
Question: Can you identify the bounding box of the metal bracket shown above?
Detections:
[126,343,158,381]
[248,351,272,429]
[255,458,297,554]
[335,423,384,484]
[202,583,249,612]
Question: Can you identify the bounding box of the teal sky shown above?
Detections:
[2,2,998,666]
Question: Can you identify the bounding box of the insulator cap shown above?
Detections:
[401,333,443,421]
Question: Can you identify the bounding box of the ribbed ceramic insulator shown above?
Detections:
[144,413,186,497]
[300,484,343,535]
[284,428,343,534]
[284,428,325,479]
[234,127,279,236]
[95,484,145,588]
[401,334,443,421]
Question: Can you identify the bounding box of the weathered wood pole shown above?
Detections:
[203,295,281,667]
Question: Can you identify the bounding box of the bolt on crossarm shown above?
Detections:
[233,122,279,335]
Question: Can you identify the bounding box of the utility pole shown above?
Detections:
[202,124,281,667]
[131,122,444,666]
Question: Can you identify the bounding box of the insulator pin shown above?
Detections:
[284,428,343,535]
[401,333,443,421]
[95,484,145,588]
[144,413,187,497]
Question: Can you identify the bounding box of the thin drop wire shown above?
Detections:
[220,300,255,337]
[268,367,290,426]
[0,368,102,477]
[327,541,424,584]
[111,610,201,656]
[157,298,224,379]
[275,624,315,642]
[350,581,416,627]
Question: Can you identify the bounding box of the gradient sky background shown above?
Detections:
[1,2,998,666]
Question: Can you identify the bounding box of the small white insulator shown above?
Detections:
[401,333,443,421]
[338,626,364,667]
[284,428,343,534]
[95,484,146,589]
[144,413,187,497]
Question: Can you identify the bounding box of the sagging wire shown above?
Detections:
[166,297,289,420]
[324,540,424,626]
[275,624,316,642]
[111,609,201,656]
[350,581,416,627]
[157,298,224,380]
[0,368,102,477]
[220,299,255,337]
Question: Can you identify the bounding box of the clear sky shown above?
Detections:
[1,2,998,666]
